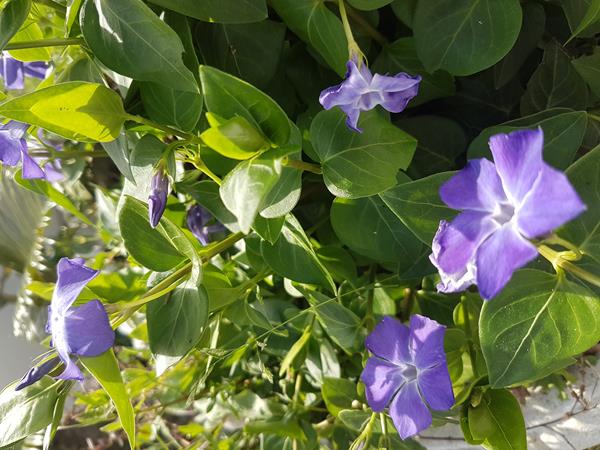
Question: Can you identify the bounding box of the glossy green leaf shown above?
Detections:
[101,133,134,183]
[379,172,454,246]
[140,82,202,133]
[331,195,422,264]
[261,215,335,291]
[279,326,312,376]
[572,49,600,98]
[414,0,522,76]
[81,350,136,450]
[269,0,347,76]
[321,377,357,417]
[7,19,50,61]
[0,0,30,51]
[0,82,125,142]
[468,389,526,450]
[348,0,393,10]
[480,269,600,387]
[119,134,166,204]
[467,109,588,170]
[260,153,302,219]
[0,377,59,447]
[119,196,186,272]
[311,109,417,198]
[520,41,589,116]
[81,0,198,93]
[201,114,268,160]
[566,0,600,40]
[373,38,455,107]
[147,0,267,23]
[199,65,290,145]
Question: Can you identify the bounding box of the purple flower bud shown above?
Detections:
[432,128,586,300]
[186,204,225,245]
[319,59,421,132]
[1,54,48,90]
[148,168,169,228]
[15,357,60,390]
[360,315,454,440]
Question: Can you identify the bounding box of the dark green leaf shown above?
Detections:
[480,269,600,387]
[564,0,600,40]
[414,0,522,76]
[147,0,267,23]
[572,49,600,98]
[347,0,392,10]
[0,0,31,51]
[311,109,417,198]
[140,83,202,133]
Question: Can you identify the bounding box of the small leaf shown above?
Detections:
[0,82,125,142]
[81,350,136,450]
[201,114,268,160]
[279,326,312,376]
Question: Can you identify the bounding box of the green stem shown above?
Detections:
[349,412,377,450]
[589,113,600,123]
[337,0,363,60]
[345,4,388,46]
[4,37,83,50]
[29,150,109,159]
[461,296,479,378]
[199,231,244,257]
[284,159,322,175]
[538,245,600,289]
[125,114,201,143]
[191,158,222,185]
[541,234,583,259]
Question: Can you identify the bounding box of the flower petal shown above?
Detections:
[434,210,498,275]
[516,164,586,238]
[373,73,421,113]
[418,364,454,411]
[440,158,506,212]
[55,344,84,381]
[340,103,362,132]
[15,357,59,391]
[476,224,538,300]
[365,316,411,364]
[22,61,48,79]
[0,131,23,166]
[2,57,24,90]
[389,381,432,440]
[360,357,405,412]
[489,128,544,204]
[408,314,446,369]
[52,257,99,313]
[63,299,115,356]
[20,147,46,179]
[319,60,369,110]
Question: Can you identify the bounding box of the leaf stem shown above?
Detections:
[538,245,600,289]
[4,37,83,50]
[337,0,364,61]
[349,411,377,450]
[284,158,322,174]
[29,149,109,159]
[345,4,388,46]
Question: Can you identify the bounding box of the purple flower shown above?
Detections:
[431,128,586,300]
[319,59,421,132]
[148,168,169,228]
[186,204,225,245]
[45,258,114,382]
[0,121,48,179]
[1,54,47,90]
[15,357,60,391]
[361,315,454,440]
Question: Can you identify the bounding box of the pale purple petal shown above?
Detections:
[63,300,115,356]
[365,316,411,364]
[51,257,99,313]
[360,357,405,412]
[373,73,421,113]
[408,314,446,370]
[54,339,84,381]
[418,364,454,411]
[0,130,23,166]
[318,60,369,110]
[22,61,48,79]
[21,147,46,179]
[440,159,506,212]
[476,224,538,300]
[4,120,29,138]
[1,57,24,90]
[433,210,498,275]
[489,128,544,204]
[42,160,64,182]
[389,381,432,440]
[516,164,586,238]
[15,358,59,391]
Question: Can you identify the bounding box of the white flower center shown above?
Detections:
[493,202,515,226]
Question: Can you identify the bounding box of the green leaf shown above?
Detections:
[179,180,240,233]
[299,287,362,353]
[101,134,134,183]
[199,65,291,145]
[315,246,357,284]
[331,195,422,265]
[566,0,600,40]
[311,109,417,198]
[7,19,50,61]
[467,389,526,450]
[269,0,348,76]
[413,0,522,76]
[219,151,283,233]
[467,109,588,170]
[81,350,136,450]
[0,82,125,142]
[493,3,545,89]
[379,172,454,246]
[140,82,202,133]
[196,20,286,89]
[520,41,589,116]
[0,377,59,447]
[572,49,600,98]
[81,0,198,93]
[147,0,267,23]
[119,196,186,272]
[119,135,167,204]
[559,145,600,266]
[147,280,208,357]
[480,269,600,387]
[279,326,312,376]
[201,114,268,160]
[261,215,335,291]
[348,0,393,10]
[0,0,30,51]
[260,152,302,219]
[14,170,93,226]
[373,38,455,107]
[252,215,285,244]
[322,377,357,417]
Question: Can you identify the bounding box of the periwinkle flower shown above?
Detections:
[0,120,49,179]
[148,167,169,228]
[0,54,47,90]
[361,315,454,440]
[431,128,586,300]
[18,258,115,386]
[186,204,225,245]
[319,59,421,132]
